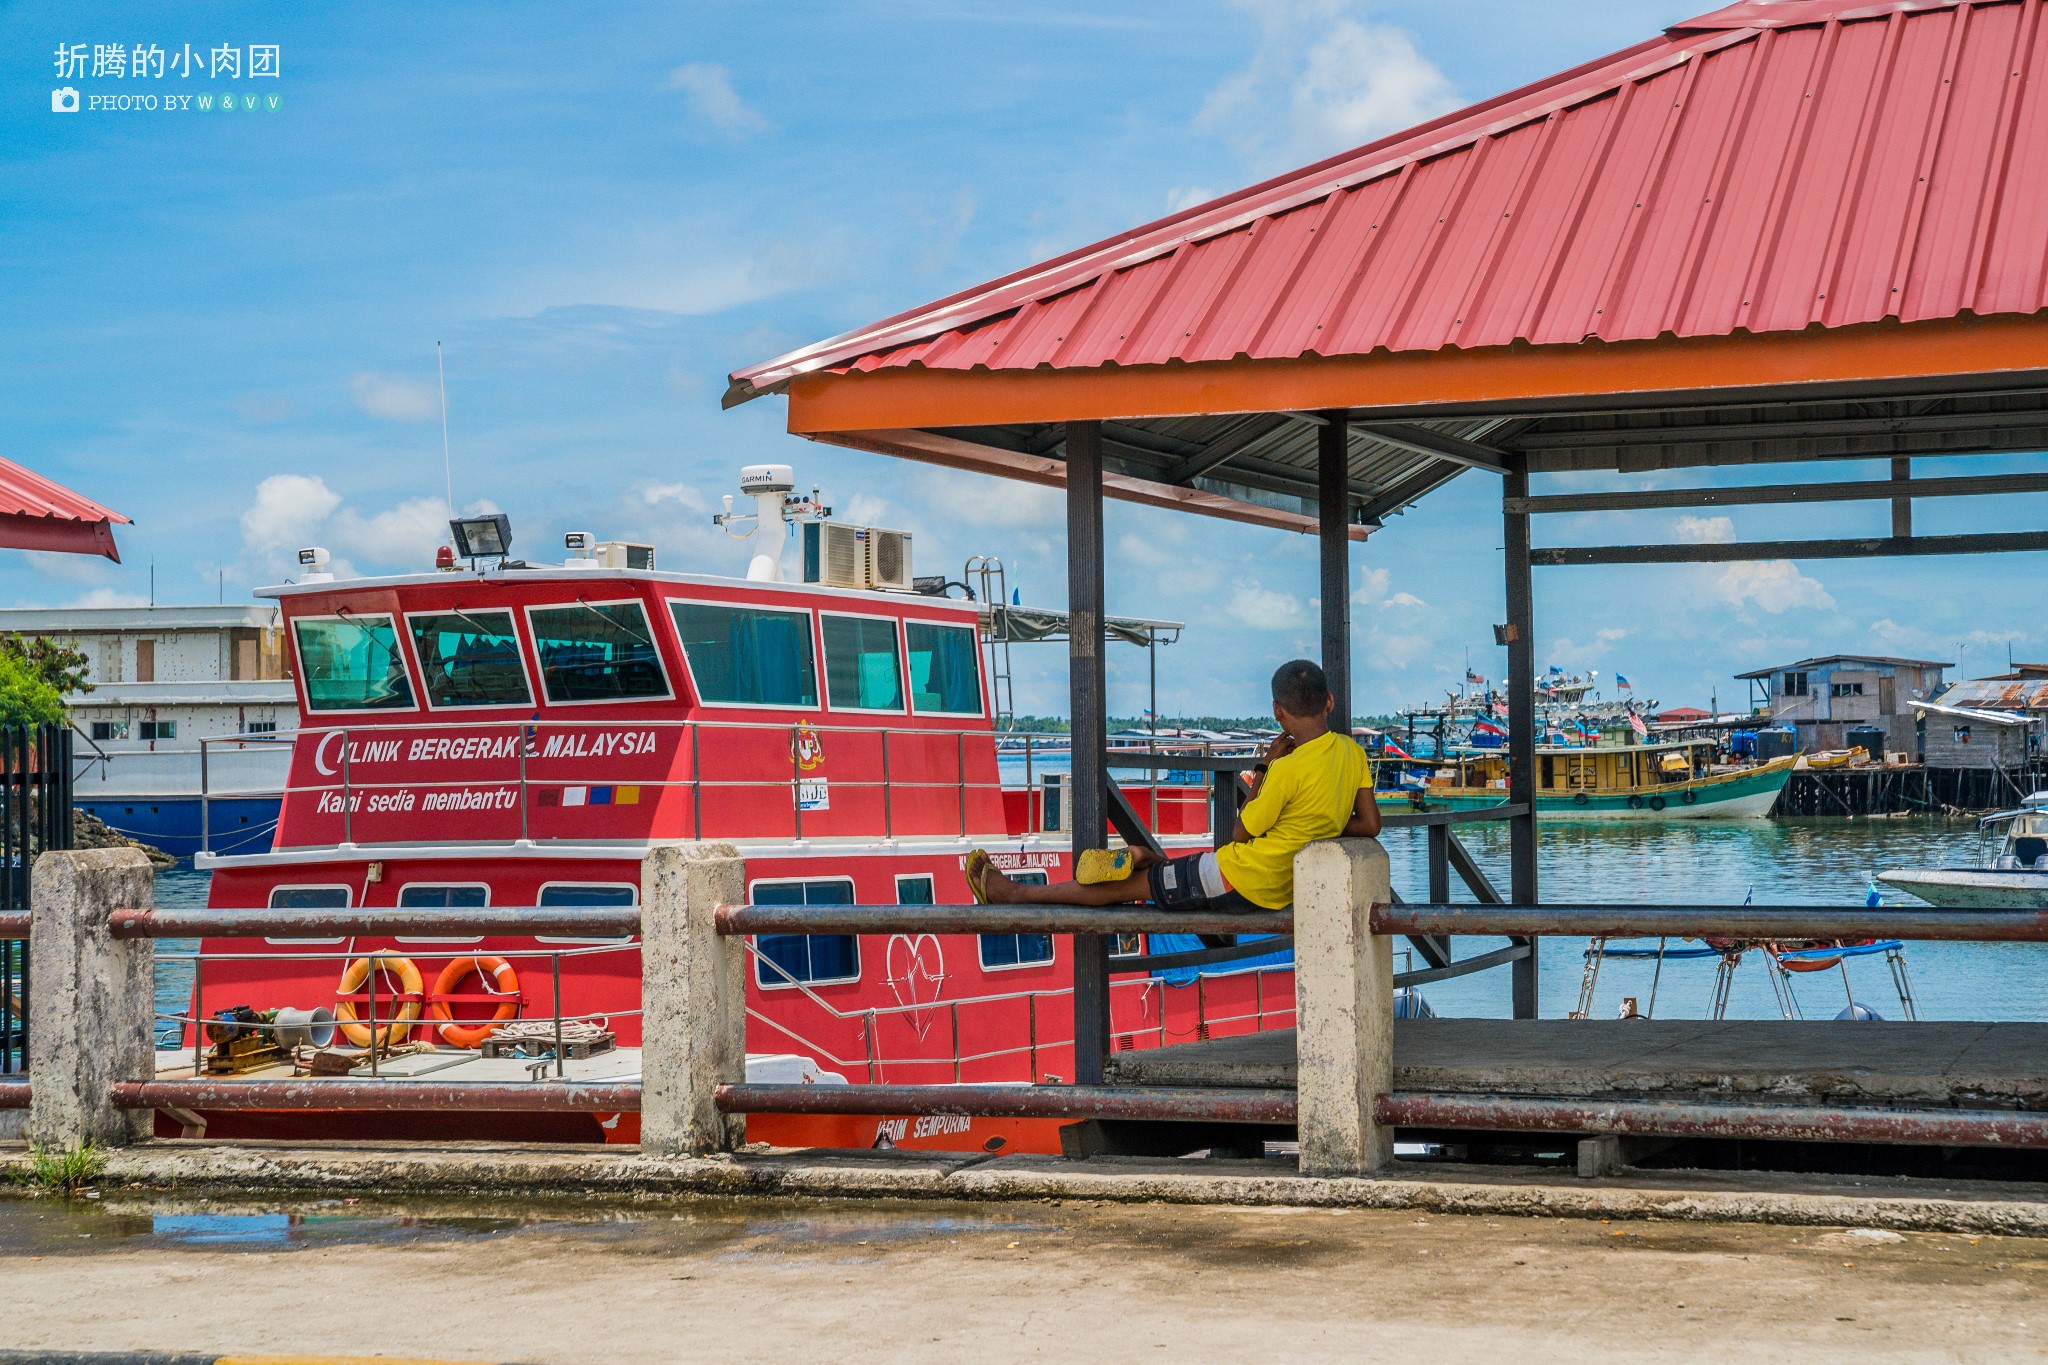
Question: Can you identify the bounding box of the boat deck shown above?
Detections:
[1104,1020,2048,1109]
[155,1046,646,1084]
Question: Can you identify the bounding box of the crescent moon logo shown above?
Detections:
[313,730,345,777]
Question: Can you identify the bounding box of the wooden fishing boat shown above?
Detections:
[1380,740,1796,819]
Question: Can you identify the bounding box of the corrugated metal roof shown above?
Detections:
[0,454,130,561]
[1933,679,2048,708]
[731,0,2048,403]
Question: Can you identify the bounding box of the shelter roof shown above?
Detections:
[731,0,2048,537]
[0,455,130,561]
[1931,679,2048,709]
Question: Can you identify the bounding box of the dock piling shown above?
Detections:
[639,842,747,1157]
[27,848,154,1150]
[1293,838,1394,1176]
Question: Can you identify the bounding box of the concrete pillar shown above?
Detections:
[638,842,747,1157]
[28,848,155,1149]
[1293,837,1394,1176]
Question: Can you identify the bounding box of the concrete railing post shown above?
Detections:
[639,842,747,1156]
[28,848,155,1150]
[1293,837,1394,1176]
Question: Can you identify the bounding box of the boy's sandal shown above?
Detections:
[964,848,993,904]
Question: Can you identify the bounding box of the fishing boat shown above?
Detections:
[170,465,1282,1153]
[1877,793,2048,908]
[1380,738,1797,819]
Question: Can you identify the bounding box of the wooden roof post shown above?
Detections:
[1066,420,1111,1084]
[1318,412,1352,734]
[1502,455,1540,1019]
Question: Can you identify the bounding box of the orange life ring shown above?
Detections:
[428,955,521,1047]
[334,954,423,1047]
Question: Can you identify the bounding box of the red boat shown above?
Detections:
[178,467,1296,1151]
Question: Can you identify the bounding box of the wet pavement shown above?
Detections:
[4,1190,2045,1362]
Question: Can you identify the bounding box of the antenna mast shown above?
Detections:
[437,341,453,516]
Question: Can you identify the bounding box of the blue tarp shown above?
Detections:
[1148,932,1294,987]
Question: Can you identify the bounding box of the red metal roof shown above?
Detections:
[731,0,2048,403]
[0,455,130,561]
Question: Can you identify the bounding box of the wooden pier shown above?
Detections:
[1776,763,2048,817]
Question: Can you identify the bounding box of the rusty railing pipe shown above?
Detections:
[716,1081,1297,1124]
[1377,1092,2048,1149]
[107,906,643,940]
[114,1080,640,1113]
[1374,904,2048,944]
[715,903,1290,938]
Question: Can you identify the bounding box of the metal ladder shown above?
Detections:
[967,556,1015,730]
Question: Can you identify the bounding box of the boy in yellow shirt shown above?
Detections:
[970,659,1378,912]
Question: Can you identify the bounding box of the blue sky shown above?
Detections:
[5,0,2043,719]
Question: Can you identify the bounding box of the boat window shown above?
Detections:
[293,616,415,712]
[905,621,983,715]
[895,874,934,905]
[395,883,487,943]
[821,614,904,711]
[265,884,348,944]
[751,878,858,987]
[408,610,532,709]
[670,601,818,708]
[534,882,636,944]
[529,602,668,704]
[980,870,1052,969]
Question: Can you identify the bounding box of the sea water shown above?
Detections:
[149,816,2041,1028]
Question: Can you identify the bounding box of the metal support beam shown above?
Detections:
[1066,419,1110,1085]
[1162,412,1297,485]
[1318,410,1352,732]
[1532,530,2048,566]
[1505,467,2048,515]
[1891,456,1912,538]
[1353,422,1510,474]
[1501,458,1539,1019]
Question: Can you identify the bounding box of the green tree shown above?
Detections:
[0,635,91,696]
[0,650,67,728]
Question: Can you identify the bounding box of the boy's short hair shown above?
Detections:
[1271,659,1330,717]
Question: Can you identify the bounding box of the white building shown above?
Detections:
[0,605,295,855]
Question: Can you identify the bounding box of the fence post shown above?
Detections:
[1293,837,1394,1177]
[27,848,155,1150]
[638,841,746,1157]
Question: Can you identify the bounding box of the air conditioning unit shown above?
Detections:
[803,522,867,588]
[867,528,913,591]
[593,541,656,570]
[1041,773,1071,834]
[802,523,915,591]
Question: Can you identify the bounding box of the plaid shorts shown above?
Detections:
[1147,851,1259,913]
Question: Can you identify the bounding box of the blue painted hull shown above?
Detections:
[76,797,280,858]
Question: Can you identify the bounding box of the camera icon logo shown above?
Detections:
[51,87,79,113]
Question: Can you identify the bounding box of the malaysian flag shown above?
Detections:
[1472,719,1506,738]
[1381,737,1417,761]
[1615,673,1633,690]
[1627,711,1648,738]
[1466,669,1486,685]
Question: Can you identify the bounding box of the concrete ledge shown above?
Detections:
[6,1141,2045,1238]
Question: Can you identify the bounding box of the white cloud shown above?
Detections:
[1226,580,1305,628]
[669,63,769,138]
[1197,1,1458,169]
[1675,514,1736,544]
[241,474,341,558]
[1383,591,1425,608]
[1352,564,1424,609]
[1165,185,1216,213]
[923,468,1065,529]
[1715,560,1835,614]
[349,371,439,422]
[239,474,499,578]
[1547,626,1631,668]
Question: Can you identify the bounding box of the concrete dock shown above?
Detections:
[1107,1020,2048,1108]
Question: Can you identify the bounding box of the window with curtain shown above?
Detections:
[529,602,667,703]
[979,870,1052,967]
[670,601,818,707]
[905,621,983,715]
[752,878,859,985]
[822,615,903,711]
[294,616,415,711]
[409,610,532,708]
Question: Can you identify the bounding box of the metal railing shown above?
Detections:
[1,724,72,1075]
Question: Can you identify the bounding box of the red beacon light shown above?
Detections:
[435,544,457,571]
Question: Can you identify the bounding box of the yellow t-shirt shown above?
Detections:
[1213,731,1371,910]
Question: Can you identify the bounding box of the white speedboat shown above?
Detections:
[1878,793,2048,909]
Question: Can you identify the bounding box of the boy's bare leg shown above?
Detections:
[981,864,1150,906]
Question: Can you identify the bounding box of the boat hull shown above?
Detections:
[79,794,281,857]
[1876,869,2048,909]
[1379,757,1795,820]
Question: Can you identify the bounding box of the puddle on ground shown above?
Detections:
[0,1194,1061,1258]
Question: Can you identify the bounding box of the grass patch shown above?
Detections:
[25,1141,106,1194]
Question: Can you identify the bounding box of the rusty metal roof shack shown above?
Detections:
[0,455,129,561]
[729,0,2048,1080]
